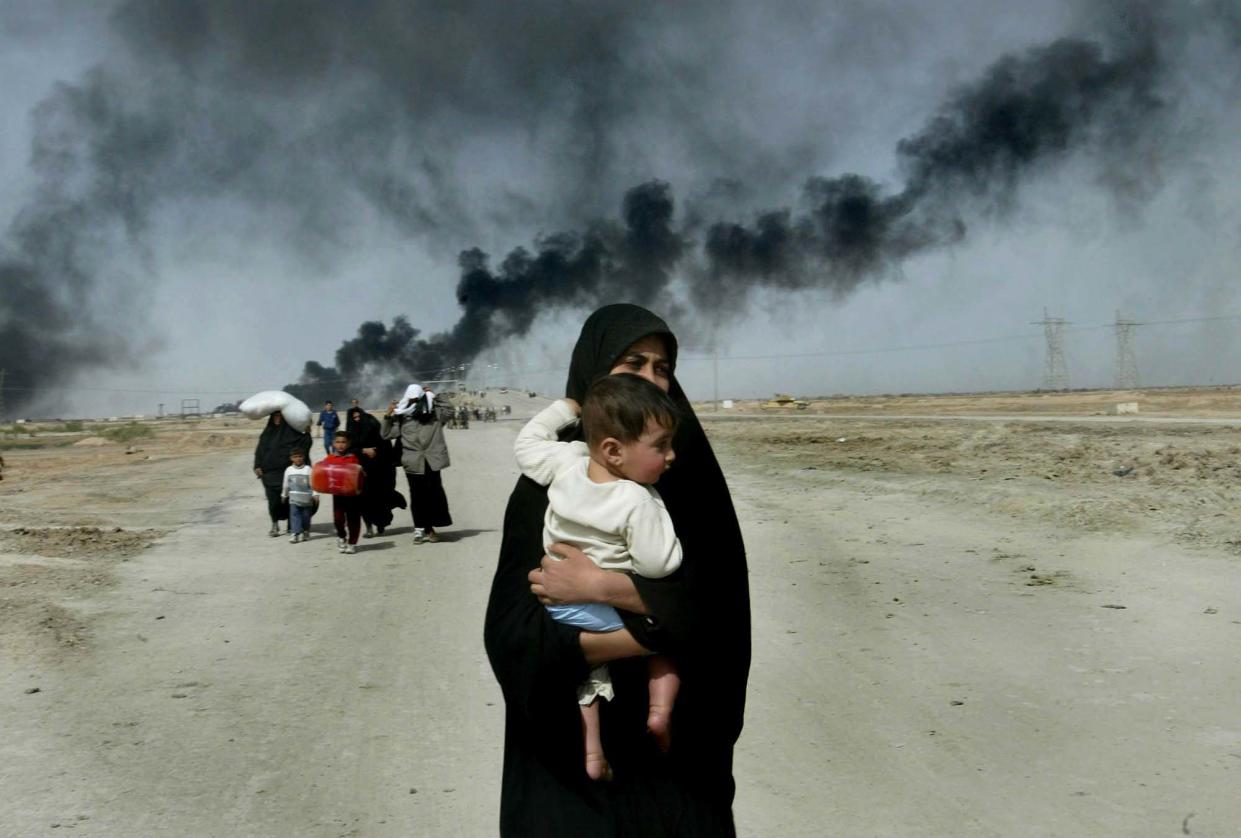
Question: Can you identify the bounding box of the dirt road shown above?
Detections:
[1,425,518,835]
[724,444,1240,835]
[3,410,1240,835]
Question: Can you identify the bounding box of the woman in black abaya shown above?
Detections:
[252,410,312,536]
[346,406,399,537]
[483,304,751,836]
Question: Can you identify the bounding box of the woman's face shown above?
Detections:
[609,334,672,393]
[272,411,284,425]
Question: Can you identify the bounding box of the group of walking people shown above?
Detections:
[251,386,454,548]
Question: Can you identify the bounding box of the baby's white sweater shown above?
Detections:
[514,400,681,579]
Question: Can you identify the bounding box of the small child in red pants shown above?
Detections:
[324,431,362,554]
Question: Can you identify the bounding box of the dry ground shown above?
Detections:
[729,384,1241,418]
[707,414,1241,555]
[2,388,1239,835]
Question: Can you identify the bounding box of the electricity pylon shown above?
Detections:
[1032,309,1070,391]
[1113,310,1141,389]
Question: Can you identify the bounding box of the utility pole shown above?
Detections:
[1032,308,1070,391]
[712,347,719,411]
[0,369,6,422]
[1113,310,1141,389]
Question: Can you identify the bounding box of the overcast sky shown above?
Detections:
[1,0,1238,418]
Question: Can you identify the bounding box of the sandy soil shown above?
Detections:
[2,390,1239,835]
[728,384,1241,418]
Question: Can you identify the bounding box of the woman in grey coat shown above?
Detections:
[382,384,452,543]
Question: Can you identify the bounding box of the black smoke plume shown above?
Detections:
[1,68,164,418]
[1,0,683,415]
[2,2,1234,414]
[699,35,1160,302]
[289,25,1177,403]
[286,183,684,405]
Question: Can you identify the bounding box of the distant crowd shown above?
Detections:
[251,387,453,552]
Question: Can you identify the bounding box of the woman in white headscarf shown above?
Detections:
[382,384,452,543]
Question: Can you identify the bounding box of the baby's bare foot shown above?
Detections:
[647,707,672,753]
[585,752,613,782]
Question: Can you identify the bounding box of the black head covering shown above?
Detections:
[259,410,299,442]
[565,304,679,403]
[253,411,312,477]
[345,408,384,457]
[340,407,374,450]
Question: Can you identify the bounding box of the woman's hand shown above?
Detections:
[529,542,652,613]
[386,400,398,416]
[528,543,605,605]
[362,447,377,458]
[254,467,263,477]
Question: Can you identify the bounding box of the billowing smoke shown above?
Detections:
[287,182,685,404]
[1,68,168,416]
[699,34,1161,301]
[288,21,1177,403]
[1,0,687,415]
[2,1,1236,414]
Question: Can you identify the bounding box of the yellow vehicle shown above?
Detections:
[759,393,809,410]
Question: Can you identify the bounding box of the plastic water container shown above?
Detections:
[311,460,365,496]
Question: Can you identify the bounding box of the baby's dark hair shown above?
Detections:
[582,373,679,449]
[333,430,352,442]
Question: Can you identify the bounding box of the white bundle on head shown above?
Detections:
[239,390,313,432]
[393,383,433,416]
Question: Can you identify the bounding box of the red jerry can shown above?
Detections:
[311,460,365,496]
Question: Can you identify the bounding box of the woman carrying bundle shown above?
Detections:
[252,410,312,537]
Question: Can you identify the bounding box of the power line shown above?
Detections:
[679,331,1044,363]
[680,311,1241,363]
[4,310,1241,396]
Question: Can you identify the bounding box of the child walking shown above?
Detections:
[514,373,683,782]
[324,430,362,554]
[280,449,317,543]
[317,400,340,455]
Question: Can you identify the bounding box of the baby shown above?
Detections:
[514,373,682,781]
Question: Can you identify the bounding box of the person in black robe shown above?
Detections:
[484,304,751,836]
[252,411,312,536]
[346,406,399,536]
